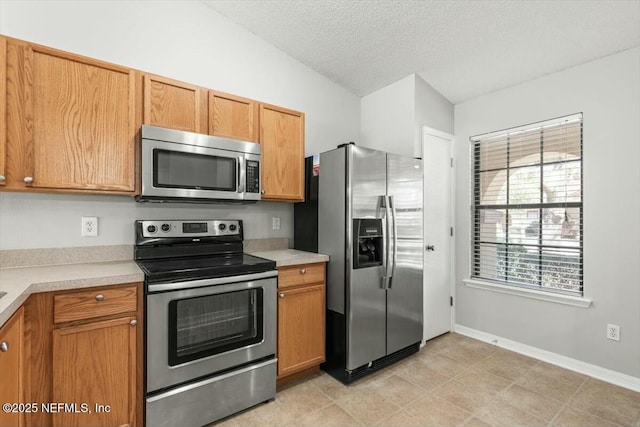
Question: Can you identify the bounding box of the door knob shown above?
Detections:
[130,319,137,326]
[0,175,5,182]
[0,341,8,352]
[279,293,285,299]
[95,294,105,301]
[426,245,435,251]
[24,176,34,184]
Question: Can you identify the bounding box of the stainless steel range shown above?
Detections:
[135,219,277,427]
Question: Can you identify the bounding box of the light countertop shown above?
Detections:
[0,261,143,328]
[247,249,329,267]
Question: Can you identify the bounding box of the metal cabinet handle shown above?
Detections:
[24,176,34,184]
[95,294,105,301]
[300,268,306,275]
[279,293,285,299]
[130,319,137,326]
[0,341,8,352]
[0,175,6,182]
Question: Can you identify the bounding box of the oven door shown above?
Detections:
[146,271,277,393]
[141,138,246,201]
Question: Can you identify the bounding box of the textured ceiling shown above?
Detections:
[203,0,640,103]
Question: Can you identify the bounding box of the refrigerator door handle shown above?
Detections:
[388,195,398,288]
[381,195,392,289]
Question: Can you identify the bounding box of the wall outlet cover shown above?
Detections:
[272,217,281,230]
[81,217,98,237]
[607,324,620,341]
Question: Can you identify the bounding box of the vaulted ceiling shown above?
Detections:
[204,0,640,103]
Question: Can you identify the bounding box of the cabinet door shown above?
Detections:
[209,91,258,142]
[143,74,205,133]
[0,36,6,187]
[52,316,136,427]
[277,284,325,378]
[0,307,24,427]
[260,104,305,201]
[23,45,136,192]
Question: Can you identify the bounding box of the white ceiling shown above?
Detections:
[203,0,640,104]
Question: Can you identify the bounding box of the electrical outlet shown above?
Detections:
[272,217,281,230]
[81,217,98,237]
[607,324,620,341]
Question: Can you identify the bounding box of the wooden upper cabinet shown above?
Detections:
[260,104,305,201]
[0,307,24,427]
[22,44,136,192]
[0,37,6,187]
[143,74,206,133]
[209,91,259,142]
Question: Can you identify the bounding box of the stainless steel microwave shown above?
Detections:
[138,125,261,203]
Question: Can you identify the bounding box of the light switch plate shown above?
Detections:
[272,217,281,230]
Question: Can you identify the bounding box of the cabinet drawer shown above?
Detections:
[54,285,137,324]
[278,263,325,289]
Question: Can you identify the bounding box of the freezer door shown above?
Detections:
[386,154,424,354]
[346,146,388,370]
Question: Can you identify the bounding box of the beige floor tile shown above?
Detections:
[475,349,539,381]
[423,333,466,353]
[434,379,501,413]
[288,404,362,427]
[375,410,424,427]
[569,378,640,427]
[497,384,564,422]
[440,343,494,365]
[276,380,333,418]
[418,353,469,377]
[395,359,451,391]
[550,406,620,427]
[516,362,587,402]
[476,396,548,427]
[219,400,295,427]
[309,372,359,400]
[365,374,426,407]
[334,386,402,426]
[454,368,511,395]
[463,417,493,427]
[404,394,471,426]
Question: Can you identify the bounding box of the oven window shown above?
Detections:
[168,289,263,366]
[154,149,237,191]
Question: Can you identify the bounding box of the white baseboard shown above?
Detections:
[454,324,640,393]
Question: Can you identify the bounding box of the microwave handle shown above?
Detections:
[238,157,245,193]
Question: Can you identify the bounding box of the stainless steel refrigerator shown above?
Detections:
[307,143,423,383]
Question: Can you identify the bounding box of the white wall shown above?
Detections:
[360,75,415,156]
[0,0,360,250]
[453,48,640,378]
[414,74,454,157]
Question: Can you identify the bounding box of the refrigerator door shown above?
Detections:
[346,146,388,370]
[386,154,424,355]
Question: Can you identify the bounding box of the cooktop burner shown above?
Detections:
[137,253,276,284]
[134,219,276,285]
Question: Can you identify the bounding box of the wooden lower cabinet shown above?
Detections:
[22,282,143,427]
[52,316,137,427]
[0,307,24,427]
[277,263,325,382]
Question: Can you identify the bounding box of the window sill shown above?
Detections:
[463,278,592,308]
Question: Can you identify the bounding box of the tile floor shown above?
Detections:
[216,333,640,427]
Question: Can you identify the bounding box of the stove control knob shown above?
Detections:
[218,223,226,231]
[229,224,237,231]
[147,225,157,233]
[161,223,171,232]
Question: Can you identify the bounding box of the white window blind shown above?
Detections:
[471,114,583,295]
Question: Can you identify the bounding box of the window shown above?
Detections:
[471,114,583,296]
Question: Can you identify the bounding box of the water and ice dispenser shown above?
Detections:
[353,219,383,269]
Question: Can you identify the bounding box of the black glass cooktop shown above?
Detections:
[136,253,276,284]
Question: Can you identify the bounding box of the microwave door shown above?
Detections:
[141,139,243,201]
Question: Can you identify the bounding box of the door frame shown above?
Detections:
[422,126,455,341]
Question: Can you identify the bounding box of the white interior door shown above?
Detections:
[422,127,453,342]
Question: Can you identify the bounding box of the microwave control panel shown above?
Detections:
[246,160,260,193]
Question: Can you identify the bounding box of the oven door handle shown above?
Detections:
[147,270,278,293]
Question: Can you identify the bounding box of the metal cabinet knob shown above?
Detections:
[426,245,435,251]
[279,293,285,299]
[130,319,137,326]
[95,294,105,301]
[0,175,6,182]
[300,268,306,274]
[24,176,34,184]
[261,189,266,195]
[0,341,8,352]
